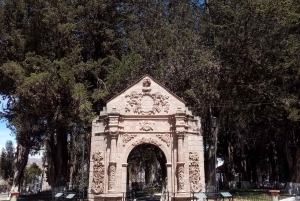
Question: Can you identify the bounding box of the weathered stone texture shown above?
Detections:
[88,75,205,201]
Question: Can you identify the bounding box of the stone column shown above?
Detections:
[166,163,172,192]
[110,134,117,161]
[108,134,117,192]
[175,108,187,193]
[177,134,185,192]
[177,134,184,162]
[122,163,128,194]
[108,162,117,191]
[108,108,119,192]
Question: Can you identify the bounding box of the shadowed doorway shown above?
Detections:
[127,143,167,200]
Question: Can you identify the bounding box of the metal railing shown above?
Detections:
[17,190,88,201]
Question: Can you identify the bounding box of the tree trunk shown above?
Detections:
[227,142,235,181]
[291,149,300,183]
[46,124,69,189]
[11,144,30,192]
[240,152,247,181]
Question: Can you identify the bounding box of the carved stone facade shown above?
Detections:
[156,134,171,147]
[108,163,116,191]
[91,151,105,194]
[139,120,155,131]
[89,75,205,201]
[189,151,202,192]
[177,164,185,191]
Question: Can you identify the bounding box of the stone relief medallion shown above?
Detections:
[132,137,162,147]
[108,163,116,190]
[91,151,105,194]
[139,121,155,131]
[125,90,170,115]
[177,164,185,191]
[122,134,137,147]
[156,134,171,147]
[189,151,202,192]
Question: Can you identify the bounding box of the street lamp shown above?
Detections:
[211,117,218,193]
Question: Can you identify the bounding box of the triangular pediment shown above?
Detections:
[106,75,186,115]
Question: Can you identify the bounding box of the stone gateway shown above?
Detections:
[88,75,205,201]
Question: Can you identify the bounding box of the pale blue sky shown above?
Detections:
[0,119,15,150]
[0,99,16,150]
[0,98,43,158]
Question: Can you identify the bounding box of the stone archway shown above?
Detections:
[88,75,205,201]
[126,143,167,190]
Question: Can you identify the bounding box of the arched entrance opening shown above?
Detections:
[127,143,167,200]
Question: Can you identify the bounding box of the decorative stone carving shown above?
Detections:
[125,91,170,115]
[140,121,155,131]
[132,137,161,147]
[91,151,105,194]
[177,164,185,191]
[143,78,151,87]
[188,120,199,132]
[176,131,186,138]
[142,78,152,92]
[177,117,186,125]
[189,151,202,192]
[108,163,116,190]
[156,134,171,147]
[122,134,137,146]
[109,117,119,125]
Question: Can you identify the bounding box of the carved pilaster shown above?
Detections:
[108,108,120,133]
[110,133,118,161]
[108,162,117,191]
[189,151,202,192]
[177,133,185,162]
[91,151,105,194]
[177,163,185,192]
[175,108,187,134]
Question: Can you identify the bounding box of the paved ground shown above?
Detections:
[0,193,9,201]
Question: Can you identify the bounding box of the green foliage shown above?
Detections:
[23,163,42,192]
[0,141,15,184]
[0,0,300,188]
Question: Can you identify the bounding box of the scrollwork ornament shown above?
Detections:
[125,91,170,115]
[132,137,161,147]
[123,134,137,146]
[156,134,171,147]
